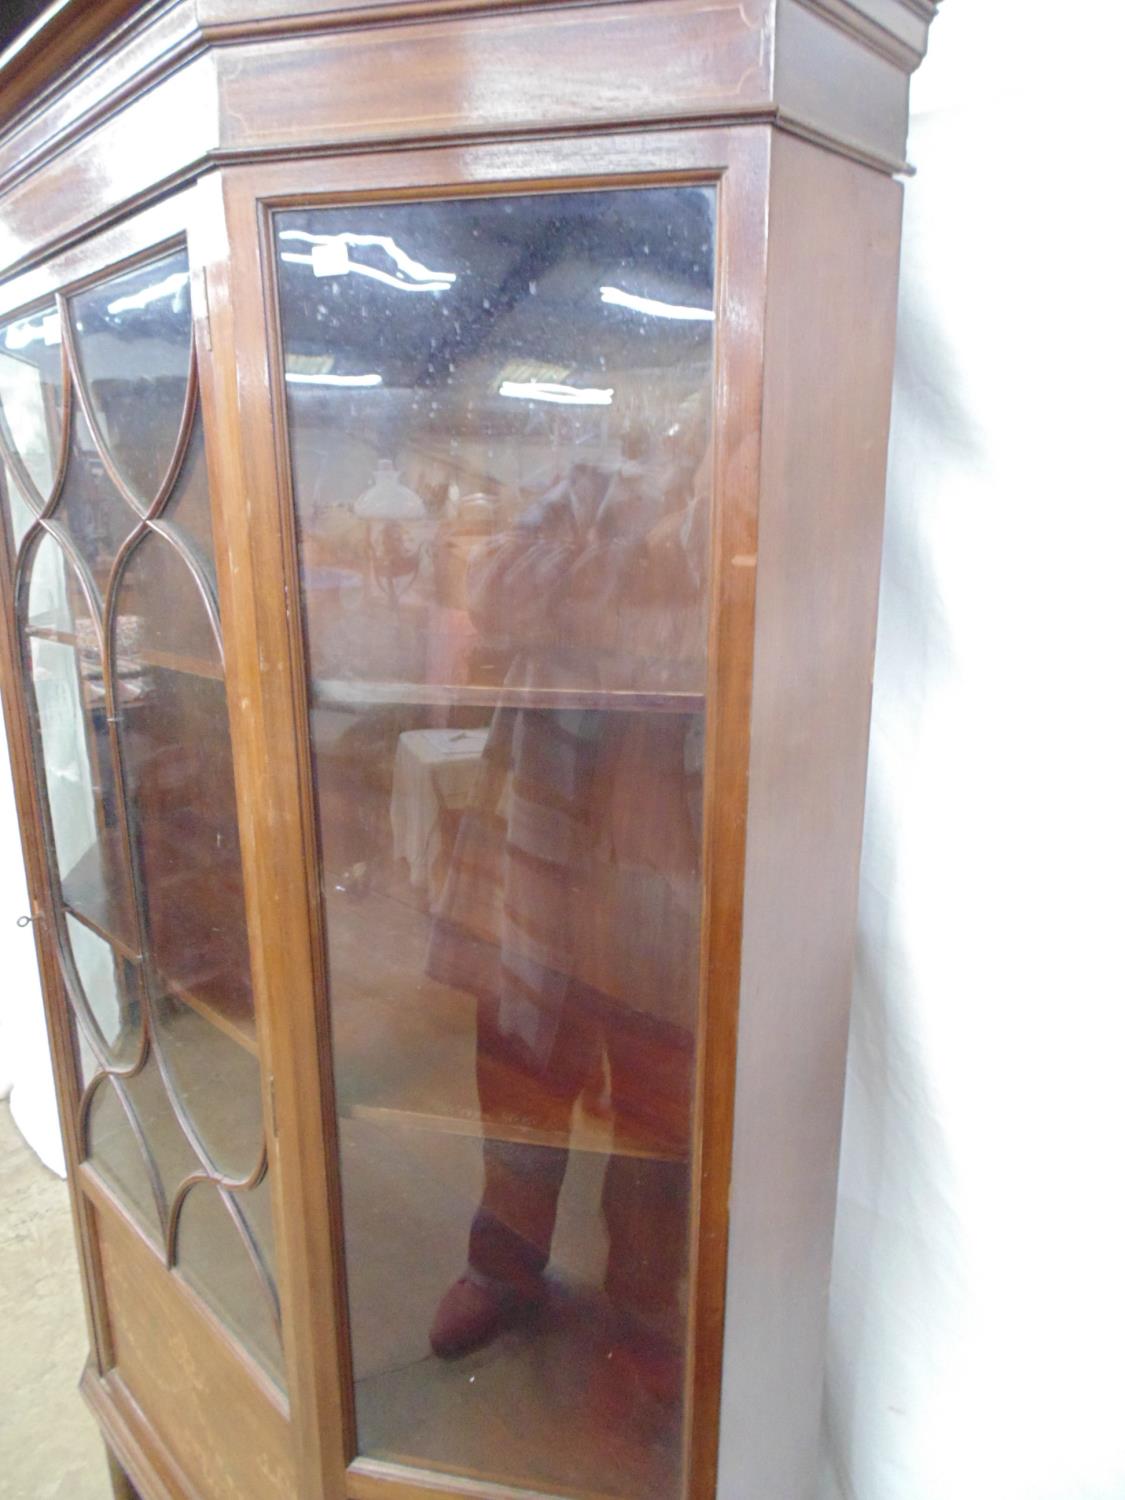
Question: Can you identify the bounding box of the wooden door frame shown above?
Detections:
[0,183,297,1493]
[205,124,768,1500]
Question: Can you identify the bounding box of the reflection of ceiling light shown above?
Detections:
[279,230,456,286]
[4,311,61,350]
[600,286,714,321]
[280,250,453,293]
[284,371,383,387]
[106,271,191,315]
[499,380,613,406]
[278,230,456,292]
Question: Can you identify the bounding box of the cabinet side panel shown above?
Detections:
[718,135,903,1498]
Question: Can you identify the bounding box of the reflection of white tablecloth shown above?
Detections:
[389,728,487,894]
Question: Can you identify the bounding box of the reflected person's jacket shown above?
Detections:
[427,460,706,1066]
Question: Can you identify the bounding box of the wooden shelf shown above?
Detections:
[61,841,140,960]
[62,846,257,1056]
[328,876,687,1165]
[25,619,223,681]
[313,678,704,715]
[164,970,257,1056]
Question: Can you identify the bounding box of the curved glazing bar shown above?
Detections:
[69,250,194,508]
[2,245,282,1389]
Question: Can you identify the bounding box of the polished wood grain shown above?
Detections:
[191,168,352,1500]
[92,1186,296,1500]
[105,1441,143,1500]
[0,0,935,281]
[84,1364,197,1500]
[0,2,199,192]
[716,131,905,1500]
[0,53,217,280]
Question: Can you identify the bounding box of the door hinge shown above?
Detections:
[268,1074,279,1139]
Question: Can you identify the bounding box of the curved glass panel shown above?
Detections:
[177,1181,283,1386]
[276,186,714,1497]
[65,914,143,1076]
[0,305,63,503]
[114,532,259,1177]
[24,532,136,948]
[150,994,264,1181]
[87,1062,199,1240]
[54,407,137,602]
[87,1078,162,1234]
[3,458,37,558]
[3,239,280,1397]
[70,250,192,504]
[161,415,217,591]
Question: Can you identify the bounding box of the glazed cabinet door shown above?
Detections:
[213,129,764,1500]
[0,198,294,1498]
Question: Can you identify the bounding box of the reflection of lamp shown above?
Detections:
[355,459,426,521]
[355,461,427,606]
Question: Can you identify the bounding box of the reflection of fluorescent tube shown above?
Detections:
[499,380,613,406]
[280,250,451,294]
[106,271,191,315]
[279,233,456,292]
[284,371,383,387]
[600,285,714,321]
[4,311,62,350]
[279,230,457,285]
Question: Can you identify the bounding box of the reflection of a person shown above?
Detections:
[425,412,707,1408]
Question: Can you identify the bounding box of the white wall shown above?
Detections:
[0,716,64,1173]
[820,5,1125,1498]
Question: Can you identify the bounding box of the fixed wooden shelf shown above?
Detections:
[61,840,140,961]
[328,874,688,1164]
[61,845,257,1056]
[312,678,705,715]
[24,618,223,682]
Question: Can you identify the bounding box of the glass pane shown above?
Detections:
[0,304,63,502]
[70,249,193,504]
[150,993,264,1180]
[177,1181,284,1386]
[65,913,143,1076]
[87,1077,163,1235]
[276,185,714,1497]
[24,532,137,949]
[114,531,259,1177]
[87,1060,198,1239]
[161,414,217,590]
[54,407,138,601]
[2,457,36,558]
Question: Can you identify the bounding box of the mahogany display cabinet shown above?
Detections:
[0,2,936,1496]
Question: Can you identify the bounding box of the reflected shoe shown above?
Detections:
[429,1271,545,1359]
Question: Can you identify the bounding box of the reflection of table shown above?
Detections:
[389,728,487,900]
